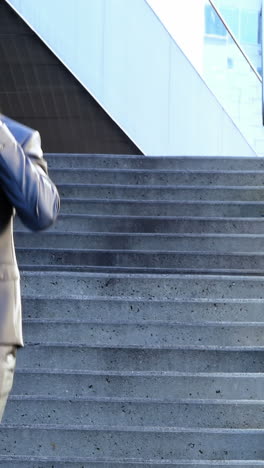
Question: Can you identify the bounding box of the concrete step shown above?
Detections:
[21,295,264,323]
[57,198,264,217]
[16,248,264,274]
[21,319,264,348]
[14,231,264,252]
[5,397,264,428]
[15,215,264,234]
[0,458,264,468]
[45,153,264,171]
[56,183,264,202]
[49,168,264,186]
[0,424,263,460]
[11,369,264,400]
[20,272,264,301]
[16,344,264,373]
[18,265,264,275]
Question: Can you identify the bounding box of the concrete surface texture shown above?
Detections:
[1,153,264,466]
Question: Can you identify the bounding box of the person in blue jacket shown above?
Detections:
[0,114,60,422]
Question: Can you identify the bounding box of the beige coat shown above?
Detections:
[0,115,59,346]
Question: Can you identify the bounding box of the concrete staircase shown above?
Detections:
[1,154,264,466]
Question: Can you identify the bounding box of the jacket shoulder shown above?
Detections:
[0,115,35,147]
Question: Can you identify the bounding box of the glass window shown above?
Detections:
[205,5,226,37]
[258,7,262,45]
[241,11,259,44]
[220,7,239,39]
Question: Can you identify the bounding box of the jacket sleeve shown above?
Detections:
[0,121,60,231]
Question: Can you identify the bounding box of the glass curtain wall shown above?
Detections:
[147,0,263,155]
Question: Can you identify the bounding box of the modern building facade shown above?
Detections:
[4,0,262,156]
[148,0,263,155]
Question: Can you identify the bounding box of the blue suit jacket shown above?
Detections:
[0,115,60,345]
[0,115,60,230]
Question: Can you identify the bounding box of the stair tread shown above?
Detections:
[20,294,264,302]
[54,182,264,188]
[45,153,263,160]
[14,231,264,238]
[18,213,264,219]
[49,168,264,174]
[16,247,264,255]
[18,265,264,275]
[2,423,264,433]
[22,318,264,326]
[18,341,264,351]
[0,455,264,466]
[13,368,264,377]
[9,395,264,405]
[59,198,264,205]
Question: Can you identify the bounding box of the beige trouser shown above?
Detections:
[0,346,17,423]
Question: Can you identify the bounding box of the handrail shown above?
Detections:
[208,0,262,83]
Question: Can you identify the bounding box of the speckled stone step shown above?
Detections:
[55,198,264,217]
[19,272,264,300]
[0,424,264,460]
[19,272,264,301]
[20,319,264,348]
[48,168,264,186]
[0,459,264,468]
[15,248,264,274]
[20,295,264,322]
[15,344,264,373]
[10,369,264,401]
[45,153,264,171]
[14,232,264,252]
[14,215,264,234]
[4,397,264,428]
[56,183,264,201]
